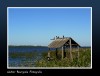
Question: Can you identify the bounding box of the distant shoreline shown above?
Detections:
[8,45,91,48]
[9,45,47,48]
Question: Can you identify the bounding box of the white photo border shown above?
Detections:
[7,7,92,69]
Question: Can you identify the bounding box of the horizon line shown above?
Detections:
[8,45,91,47]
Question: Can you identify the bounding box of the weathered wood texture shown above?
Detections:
[48,37,80,60]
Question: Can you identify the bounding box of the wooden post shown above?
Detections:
[48,51,50,57]
[62,46,64,59]
[64,45,66,58]
[48,48,50,60]
[77,46,79,61]
[69,38,73,62]
[56,48,58,59]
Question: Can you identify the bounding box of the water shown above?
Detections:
[8,47,54,67]
[9,47,49,53]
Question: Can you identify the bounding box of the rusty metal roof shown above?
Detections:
[48,37,80,48]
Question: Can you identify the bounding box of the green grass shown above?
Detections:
[35,48,91,67]
[9,51,38,58]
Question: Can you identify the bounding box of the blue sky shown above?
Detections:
[8,7,91,46]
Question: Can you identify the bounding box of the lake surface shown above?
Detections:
[9,47,49,53]
[8,47,54,67]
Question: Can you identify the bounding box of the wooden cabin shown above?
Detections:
[48,36,80,61]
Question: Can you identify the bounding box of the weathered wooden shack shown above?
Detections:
[48,36,80,61]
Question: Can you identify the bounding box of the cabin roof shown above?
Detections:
[48,37,80,48]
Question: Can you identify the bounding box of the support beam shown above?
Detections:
[56,48,58,59]
[69,38,73,62]
[62,46,64,59]
[63,45,66,58]
[65,44,79,46]
[77,46,79,61]
[48,48,50,57]
[47,48,50,61]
